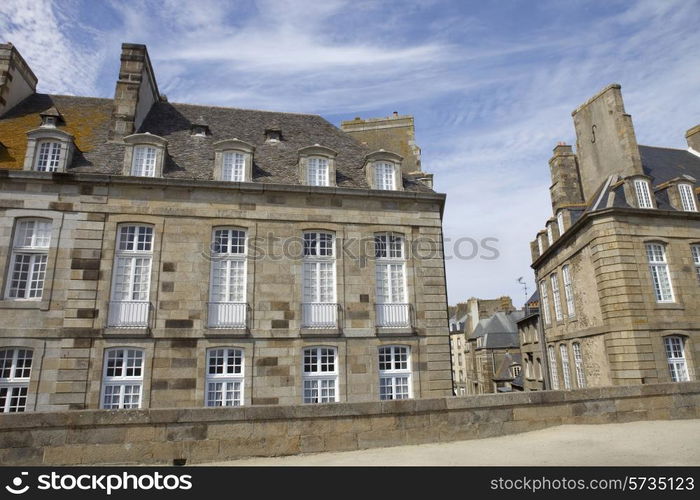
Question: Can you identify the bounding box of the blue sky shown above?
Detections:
[2,0,700,307]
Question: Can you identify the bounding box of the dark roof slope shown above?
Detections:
[640,145,700,185]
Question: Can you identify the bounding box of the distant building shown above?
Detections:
[517,292,546,391]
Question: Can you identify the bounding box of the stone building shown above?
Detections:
[517,291,546,391]
[530,83,699,390]
[0,42,452,413]
[448,302,469,395]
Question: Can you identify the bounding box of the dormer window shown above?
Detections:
[298,145,337,187]
[557,210,565,235]
[374,162,395,190]
[42,116,57,128]
[678,183,697,212]
[39,106,63,128]
[132,146,157,177]
[34,141,62,172]
[213,139,255,183]
[191,125,209,137]
[364,150,403,191]
[265,128,282,143]
[23,127,75,173]
[122,133,168,178]
[634,178,653,209]
[307,157,329,186]
[546,223,554,246]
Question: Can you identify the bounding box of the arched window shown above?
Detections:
[562,265,575,318]
[550,273,563,322]
[572,342,586,388]
[540,280,551,325]
[205,348,244,406]
[302,232,337,328]
[0,348,33,413]
[664,336,689,382]
[123,133,167,178]
[302,346,338,403]
[378,345,412,400]
[560,344,572,390]
[101,348,144,409]
[208,228,247,328]
[547,345,559,390]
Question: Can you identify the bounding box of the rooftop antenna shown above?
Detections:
[517,277,528,303]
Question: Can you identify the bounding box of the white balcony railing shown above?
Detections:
[108,300,150,328]
[302,303,338,329]
[208,302,247,329]
[376,303,411,328]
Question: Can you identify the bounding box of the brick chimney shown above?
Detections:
[0,43,38,116]
[686,124,700,153]
[549,143,584,212]
[109,43,160,141]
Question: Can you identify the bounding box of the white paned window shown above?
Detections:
[692,245,700,282]
[0,348,33,413]
[664,336,689,382]
[6,219,52,300]
[538,235,545,255]
[548,345,559,390]
[540,280,551,325]
[34,141,61,172]
[559,344,571,390]
[550,274,563,321]
[572,342,586,388]
[302,347,338,403]
[547,224,554,246]
[562,265,575,318]
[634,179,653,208]
[646,243,674,302]
[375,233,409,327]
[108,225,153,327]
[374,162,396,190]
[557,211,565,235]
[131,146,157,177]
[101,348,144,409]
[206,348,244,406]
[679,184,697,212]
[378,345,412,400]
[222,152,245,182]
[209,229,247,328]
[302,233,336,328]
[307,157,329,186]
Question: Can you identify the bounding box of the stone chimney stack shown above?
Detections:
[571,83,644,201]
[685,124,700,152]
[109,43,160,141]
[549,143,584,212]
[0,43,38,116]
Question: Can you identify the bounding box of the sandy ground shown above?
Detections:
[206,419,700,466]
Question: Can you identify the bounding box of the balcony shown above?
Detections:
[376,303,411,328]
[302,302,338,329]
[208,302,248,329]
[107,301,150,328]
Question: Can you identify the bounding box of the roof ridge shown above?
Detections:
[45,93,113,102]
[169,101,321,118]
[638,144,690,153]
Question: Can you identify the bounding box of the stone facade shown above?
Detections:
[517,293,546,391]
[0,43,452,413]
[531,84,700,390]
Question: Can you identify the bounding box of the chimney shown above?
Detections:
[0,43,38,116]
[109,43,160,141]
[549,143,584,212]
[571,84,644,201]
[686,124,700,153]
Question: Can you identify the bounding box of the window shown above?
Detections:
[646,243,674,303]
[33,141,61,172]
[302,347,338,403]
[559,344,571,390]
[5,219,52,300]
[664,336,689,382]
[375,233,409,327]
[510,365,521,378]
[108,225,153,327]
[222,152,245,182]
[206,348,244,406]
[539,280,551,325]
[131,146,157,177]
[572,342,586,388]
[538,234,545,255]
[562,265,575,318]
[378,345,412,400]
[302,232,336,328]
[0,348,32,413]
[374,162,396,190]
[209,229,247,328]
[678,184,697,212]
[634,179,653,208]
[557,211,565,235]
[307,157,329,186]
[547,224,554,246]
[550,274,563,321]
[101,348,144,409]
[536,358,543,381]
[548,345,559,390]
[692,245,700,282]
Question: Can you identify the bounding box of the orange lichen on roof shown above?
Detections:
[0,113,38,169]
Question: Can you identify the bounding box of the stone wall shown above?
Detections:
[1,381,697,466]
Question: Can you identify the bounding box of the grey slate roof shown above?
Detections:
[0,93,434,193]
[493,352,523,382]
[469,310,524,349]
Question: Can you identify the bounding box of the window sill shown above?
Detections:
[376,327,416,337]
[103,327,151,337]
[204,328,249,338]
[0,300,50,311]
[654,303,685,311]
[300,328,342,337]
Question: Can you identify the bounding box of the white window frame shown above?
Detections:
[378,345,412,400]
[302,232,337,328]
[634,179,653,209]
[678,184,697,212]
[307,157,330,187]
[222,151,245,182]
[0,348,33,413]
[5,219,52,301]
[510,365,521,378]
[550,273,563,321]
[557,211,565,235]
[375,233,409,327]
[302,346,338,403]
[562,264,575,318]
[572,342,586,388]
[374,162,396,190]
[100,348,144,409]
[205,348,244,406]
[33,140,62,172]
[559,344,572,390]
[131,145,157,177]
[547,224,554,246]
[664,336,690,382]
[208,228,247,328]
[538,234,545,255]
[539,280,551,325]
[548,345,559,390]
[692,245,700,283]
[646,243,674,303]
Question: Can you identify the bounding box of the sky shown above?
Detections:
[2,0,699,307]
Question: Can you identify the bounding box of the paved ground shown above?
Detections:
[208,419,700,466]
